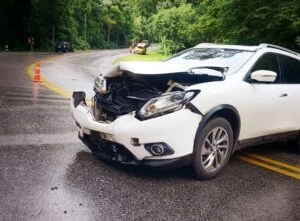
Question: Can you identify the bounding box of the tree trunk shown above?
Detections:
[52,25,55,45]
[115,31,118,45]
[107,25,110,45]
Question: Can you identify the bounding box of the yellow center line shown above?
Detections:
[245,153,300,173]
[26,57,92,106]
[26,56,59,81]
[41,78,72,98]
[236,155,300,180]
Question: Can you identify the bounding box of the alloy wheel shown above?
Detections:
[200,127,229,172]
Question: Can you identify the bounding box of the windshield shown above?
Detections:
[165,48,254,74]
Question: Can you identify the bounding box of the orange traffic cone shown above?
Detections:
[33,63,43,82]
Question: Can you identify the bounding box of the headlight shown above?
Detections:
[138,91,198,119]
[94,74,108,94]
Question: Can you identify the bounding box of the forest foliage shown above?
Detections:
[0,0,299,53]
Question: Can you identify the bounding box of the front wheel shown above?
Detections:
[193,117,234,180]
[289,136,300,154]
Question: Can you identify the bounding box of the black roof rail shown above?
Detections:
[259,43,299,56]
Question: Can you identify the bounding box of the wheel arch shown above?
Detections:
[193,104,241,154]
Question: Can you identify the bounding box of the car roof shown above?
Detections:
[194,43,260,51]
[194,43,300,56]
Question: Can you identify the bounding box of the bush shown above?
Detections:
[74,38,90,50]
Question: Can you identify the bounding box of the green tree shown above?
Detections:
[150,4,198,54]
[0,0,299,51]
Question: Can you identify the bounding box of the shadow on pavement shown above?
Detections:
[66,150,196,181]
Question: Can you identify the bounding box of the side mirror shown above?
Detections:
[250,70,277,83]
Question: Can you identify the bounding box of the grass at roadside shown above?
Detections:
[114,50,168,64]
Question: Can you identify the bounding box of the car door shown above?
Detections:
[242,52,289,139]
[277,54,300,131]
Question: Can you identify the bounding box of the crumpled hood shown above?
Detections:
[102,61,203,77]
[120,61,199,75]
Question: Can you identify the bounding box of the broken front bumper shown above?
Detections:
[71,96,202,167]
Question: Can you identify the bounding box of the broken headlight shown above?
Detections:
[94,74,108,94]
[138,91,198,119]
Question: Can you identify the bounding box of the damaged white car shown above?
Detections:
[71,43,300,180]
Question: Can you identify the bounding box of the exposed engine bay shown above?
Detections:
[92,69,223,122]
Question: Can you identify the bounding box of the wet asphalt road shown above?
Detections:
[0,52,299,221]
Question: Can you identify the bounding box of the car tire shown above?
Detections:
[295,138,300,153]
[193,117,234,180]
[289,136,300,154]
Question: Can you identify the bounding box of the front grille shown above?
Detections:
[83,131,137,164]
[95,94,136,115]
[127,89,160,101]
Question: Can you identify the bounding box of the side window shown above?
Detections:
[279,55,300,84]
[250,53,280,83]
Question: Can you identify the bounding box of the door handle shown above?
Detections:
[279,93,288,97]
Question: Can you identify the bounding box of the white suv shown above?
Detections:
[71,43,300,180]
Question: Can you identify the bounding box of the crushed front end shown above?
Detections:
[71,62,211,168]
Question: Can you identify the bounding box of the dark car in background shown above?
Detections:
[55,41,73,53]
